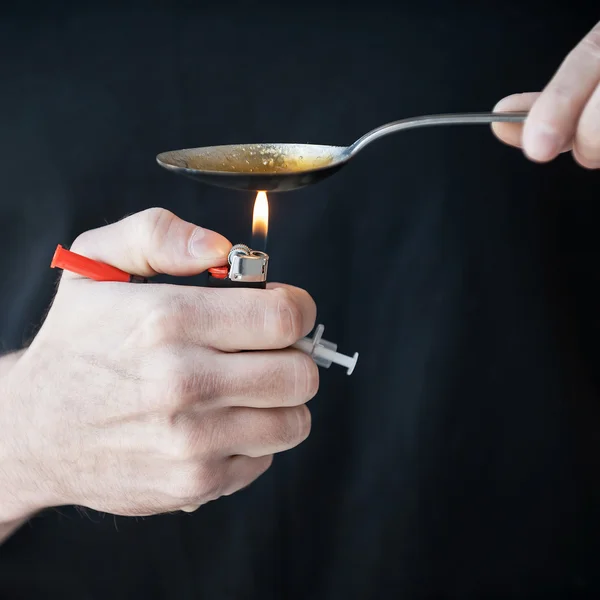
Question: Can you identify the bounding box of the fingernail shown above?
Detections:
[189,227,230,259]
[524,123,561,162]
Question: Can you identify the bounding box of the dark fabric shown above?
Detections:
[1,1,600,598]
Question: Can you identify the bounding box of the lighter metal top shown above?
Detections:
[228,244,269,283]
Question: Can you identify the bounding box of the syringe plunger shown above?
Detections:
[293,324,358,375]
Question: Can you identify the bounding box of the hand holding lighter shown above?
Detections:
[51,243,359,375]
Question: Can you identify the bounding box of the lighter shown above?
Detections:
[207,244,269,289]
[207,242,358,375]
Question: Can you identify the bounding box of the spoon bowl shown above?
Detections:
[156,112,528,192]
[156,143,350,192]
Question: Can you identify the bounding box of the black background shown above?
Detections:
[1,1,600,598]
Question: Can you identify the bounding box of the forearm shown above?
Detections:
[0,349,32,544]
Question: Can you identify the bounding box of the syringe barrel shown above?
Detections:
[292,338,314,355]
[291,338,332,368]
[292,330,358,374]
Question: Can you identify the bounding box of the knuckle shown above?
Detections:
[195,463,226,501]
[163,407,226,462]
[225,455,274,497]
[139,299,181,347]
[150,354,223,418]
[183,364,222,406]
[545,84,579,114]
[141,305,174,346]
[294,405,312,443]
[269,416,296,448]
[194,291,221,337]
[140,207,177,242]
[143,349,189,413]
[269,406,312,449]
[270,288,304,345]
[169,463,225,503]
[157,359,185,407]
[291,352,320,401]
[165,359,222,412]
[171,289,220,343]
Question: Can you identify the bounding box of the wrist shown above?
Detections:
[0,351,56,523]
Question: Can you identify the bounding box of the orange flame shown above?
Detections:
[252,191,269,241]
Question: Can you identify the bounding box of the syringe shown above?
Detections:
[293,324,359,375]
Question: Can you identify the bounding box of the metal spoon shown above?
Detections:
[156,111,527,192]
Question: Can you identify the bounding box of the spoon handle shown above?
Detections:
[347,111,528,156]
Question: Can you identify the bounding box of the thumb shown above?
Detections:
[67,207,231,278]
[491,92,541,148]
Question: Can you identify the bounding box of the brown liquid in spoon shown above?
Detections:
[173,144,336,174]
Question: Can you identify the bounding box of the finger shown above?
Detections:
[216,405,312,458]
[221,454,273,496]
[492,92,541,147]
[180,455,272,507]
[522,21,600,162]
[210,348,319,408]
[574,82,600,168]
[176,284,316,351]
[66,207,231,279]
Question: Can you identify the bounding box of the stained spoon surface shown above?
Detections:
[156,111,528,192]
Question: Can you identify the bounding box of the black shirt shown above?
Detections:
[1,1,600,598]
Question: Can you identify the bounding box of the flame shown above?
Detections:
[252,191,269,240]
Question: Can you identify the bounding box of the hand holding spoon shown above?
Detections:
[156,111,527,192]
